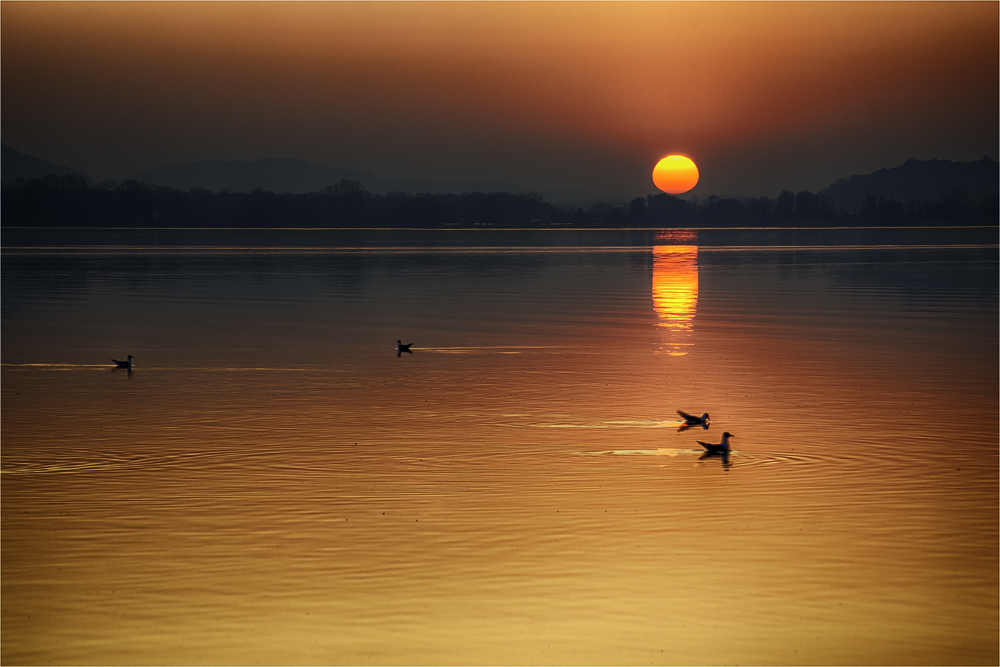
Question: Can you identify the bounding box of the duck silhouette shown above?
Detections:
[697,432,733,455]
[677,410,710,430]
[396,340,413,357]
[112,355,134,370]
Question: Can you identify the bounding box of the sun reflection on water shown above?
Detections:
[652,230,699,355]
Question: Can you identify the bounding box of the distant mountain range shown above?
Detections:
[2,144,997,211]
[1,144,91,184]
[819,156,998,211]
[126,157,536,199]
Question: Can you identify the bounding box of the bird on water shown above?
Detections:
[112,355,134,370]
[697,432,733,455]
[396,340,413,357]
[677,410,710,428]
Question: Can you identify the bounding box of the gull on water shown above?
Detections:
[396,340,413,357]
[112,355,134,370]
[677,410,710,428]
[697,432,733,455]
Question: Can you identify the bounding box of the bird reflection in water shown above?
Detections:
[699,450,732,470]
[652,231,699,356]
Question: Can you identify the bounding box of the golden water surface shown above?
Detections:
[2,231,997,664]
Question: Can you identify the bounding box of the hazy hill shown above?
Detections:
[5,145,997,211]
[819,157,998,212]
[2,144,92,184]
[127,157,533,197]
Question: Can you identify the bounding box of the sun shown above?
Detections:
[652,155,699,195]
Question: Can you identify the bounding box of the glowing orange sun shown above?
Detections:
[652,155,699,194]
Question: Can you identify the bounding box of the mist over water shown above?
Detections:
[2,228,997,664]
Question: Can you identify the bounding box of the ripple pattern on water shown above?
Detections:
[2,238,996,666]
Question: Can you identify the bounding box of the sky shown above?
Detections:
[2,1,997,200]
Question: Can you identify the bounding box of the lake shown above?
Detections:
[2,227,997,665]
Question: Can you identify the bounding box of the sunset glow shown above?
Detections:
[1,2,995,197]
[652,155,699,195]
[1,0,998,664]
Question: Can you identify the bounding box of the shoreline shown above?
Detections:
[2,225,997,250]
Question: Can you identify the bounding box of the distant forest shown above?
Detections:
[3,172,997,229]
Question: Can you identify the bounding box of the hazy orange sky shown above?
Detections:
[3,1,997,199]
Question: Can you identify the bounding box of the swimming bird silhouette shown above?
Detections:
[677,410,710,428]
[697,432,733,455]
[112,355,134,370]
[396,340,413,357]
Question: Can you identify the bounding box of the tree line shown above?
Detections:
[3,174,996,228]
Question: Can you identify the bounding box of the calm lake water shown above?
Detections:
[2,228,997,665]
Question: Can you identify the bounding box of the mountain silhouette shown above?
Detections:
[2,144,92,184]
[819,157,998,212]
[127,157,533,197]
[4,145,996,211]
